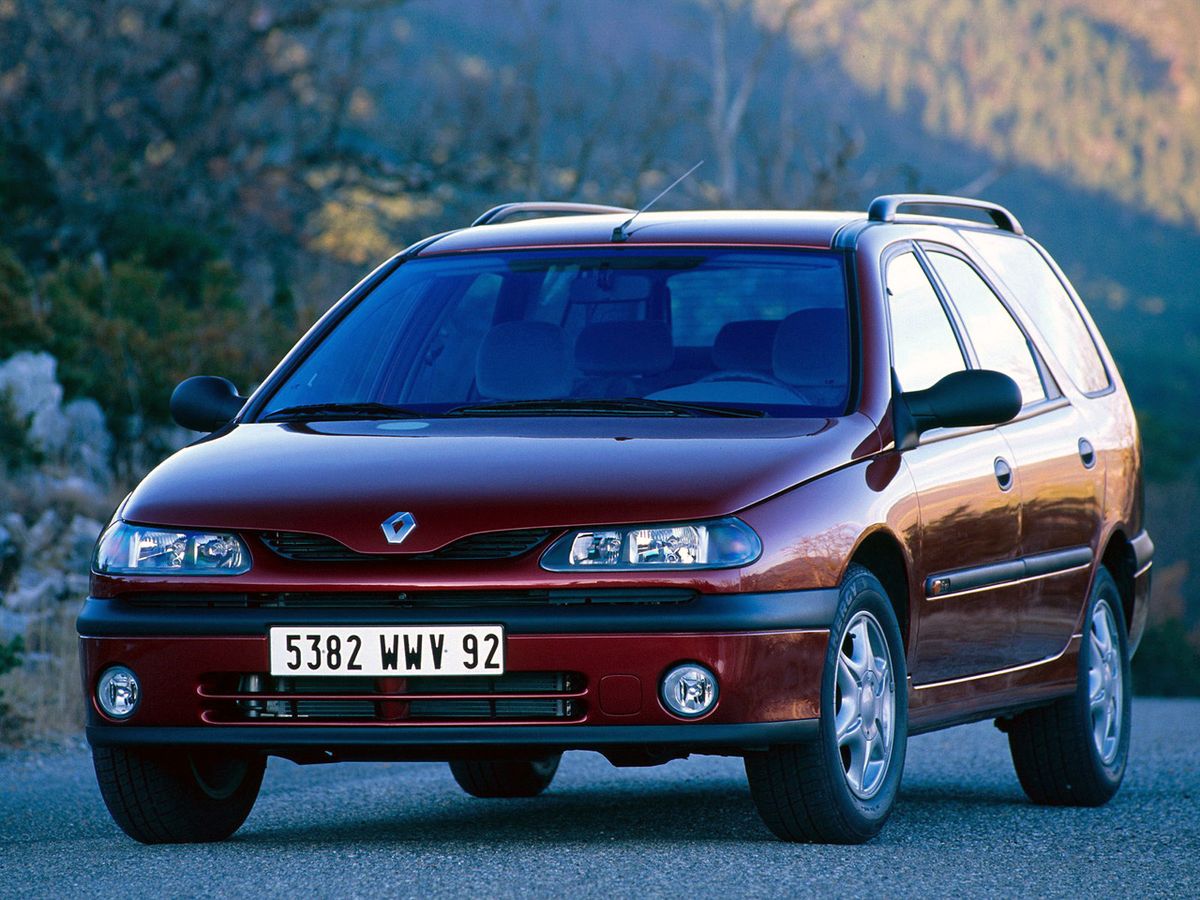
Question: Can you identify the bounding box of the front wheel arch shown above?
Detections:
[847,529,913,653]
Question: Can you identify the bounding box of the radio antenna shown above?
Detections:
[611,160,704,243]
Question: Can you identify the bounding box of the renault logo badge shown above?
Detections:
[381,511,417,545]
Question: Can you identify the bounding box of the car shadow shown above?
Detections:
[243,781,769,846]
[238,766,1034,847]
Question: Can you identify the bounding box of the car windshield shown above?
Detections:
[257,247,852,419]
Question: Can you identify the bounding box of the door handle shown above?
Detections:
[1078,438,1096,469]
[994,457,1013,491]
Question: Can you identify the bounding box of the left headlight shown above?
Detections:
[93,520,251,575]
[540,516,761,572]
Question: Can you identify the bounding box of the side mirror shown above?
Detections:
[170,376,245,432]
[894,369,1021,450]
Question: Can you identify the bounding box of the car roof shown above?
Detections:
[415,210,867,256]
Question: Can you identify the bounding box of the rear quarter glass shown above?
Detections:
[960,231,1111,394]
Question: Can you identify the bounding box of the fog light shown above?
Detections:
[96,666,140,719]
[661,663,718,718]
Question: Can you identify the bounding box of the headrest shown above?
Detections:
[712,320,781,372]
[476,321,572,400]
[575,320,674,375]
[772,309,848,388]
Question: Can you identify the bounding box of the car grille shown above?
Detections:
[258,528,554,562]
[127,588,696,609]
[200,672,586,723]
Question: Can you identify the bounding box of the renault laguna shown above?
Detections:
[79,195,1152,843]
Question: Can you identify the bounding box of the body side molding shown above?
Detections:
[924,545,1093,599]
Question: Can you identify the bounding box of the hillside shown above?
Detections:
[769,0,1200,227]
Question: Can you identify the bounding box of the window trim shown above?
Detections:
[955,229,1115,398]
[1024,237,1115,398]
[880,242,971,390]
[915,241,1063,410]
[881,239,1070,450]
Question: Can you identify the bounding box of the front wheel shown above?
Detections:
[745,564,908,843]
[1005,565,1130,806]
[449,754,562,798]
[93,746,265,843]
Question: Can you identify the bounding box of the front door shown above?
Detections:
[884,248,1024,683]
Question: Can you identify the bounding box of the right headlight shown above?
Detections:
[93,520,251,576]
[539,516,761,572]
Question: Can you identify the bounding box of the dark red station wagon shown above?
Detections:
[80,195,1153,843]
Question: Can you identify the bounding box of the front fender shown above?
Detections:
[735,453,920,595]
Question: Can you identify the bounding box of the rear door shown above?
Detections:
[936,237,1113,662]
[924,245,1101,664]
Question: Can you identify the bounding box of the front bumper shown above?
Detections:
[78,588,836,755]
[85,721,819,760]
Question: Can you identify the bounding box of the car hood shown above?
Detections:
[123,414,879,554]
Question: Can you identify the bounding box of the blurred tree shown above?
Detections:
[703,0,805,204]
[0,0,410,286]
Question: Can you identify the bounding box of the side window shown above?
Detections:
[885,251,966,391]
[962,231,1111,393]
[926,252,1048,406]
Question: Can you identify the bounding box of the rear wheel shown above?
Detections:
[1005,565,1130,806]
[745,564,907,843]
[92,746,265,843]
[449,754,562,798]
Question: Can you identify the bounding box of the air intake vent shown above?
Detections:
[202,672,586,723]
[259,528,554,562]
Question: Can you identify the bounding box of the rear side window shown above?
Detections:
[962,231,1111,393]
[926,252,1047,406]
[885,251,965,391]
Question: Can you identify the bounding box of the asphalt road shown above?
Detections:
[2,698,1198,899]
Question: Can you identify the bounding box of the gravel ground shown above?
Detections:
[1,698,1197,898]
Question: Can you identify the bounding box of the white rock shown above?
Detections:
[23,509,61,564]
[65,573,91,597]
[1,514,26,548]
[65,515,104,568]
[64,399,113,484]
[3,569,66,612]
[0,352,69,455]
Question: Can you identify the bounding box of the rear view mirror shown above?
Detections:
[568,274,654,303]
[895,369,1021,450]
[170,376,245,432]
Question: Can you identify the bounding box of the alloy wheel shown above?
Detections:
[834,610,896,799]
[1087,598,1124,765]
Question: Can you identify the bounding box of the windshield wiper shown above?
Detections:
[259,402,427,422]
[445,398,765,418]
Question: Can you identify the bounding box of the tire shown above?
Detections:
[1006,565,1130,806]
[448,754,562,798]
[745,563,908,843]
[92,746,265,844]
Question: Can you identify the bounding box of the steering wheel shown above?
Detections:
[697,369,782,386]
[693,370,813,404]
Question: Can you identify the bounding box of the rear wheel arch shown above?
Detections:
[1100,529,1137,634]
[846,530,911,652]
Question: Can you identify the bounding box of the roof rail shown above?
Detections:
[867,194,1023,235]
[471,202,634,227]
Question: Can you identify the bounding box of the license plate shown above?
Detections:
[268,626,505,677]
